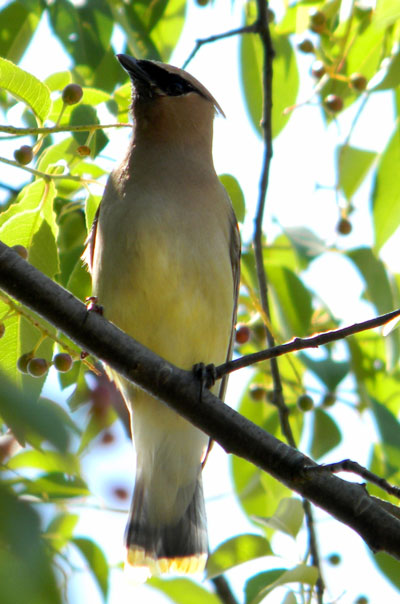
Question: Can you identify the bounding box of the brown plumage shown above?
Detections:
[85,54,240,579]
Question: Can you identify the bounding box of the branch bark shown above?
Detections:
[1,241,400,560]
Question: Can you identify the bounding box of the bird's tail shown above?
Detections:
[125,468,208,578]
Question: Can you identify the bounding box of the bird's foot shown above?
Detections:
[85,296,103,315]
[193,362,217,391]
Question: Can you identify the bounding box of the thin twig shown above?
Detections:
[211,576,239,604]
[216,307,400,378]
[183,23,258,68]
[253,2,324,598]
[0,155,103,186]
[0,123,130,137]
[304,459,400,500]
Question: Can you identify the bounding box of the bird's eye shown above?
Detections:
[167,79,192,96]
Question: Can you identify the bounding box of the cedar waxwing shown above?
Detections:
[84,54,240,579]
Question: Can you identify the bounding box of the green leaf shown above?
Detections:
[337,145,377,200]
[7,449,79,474]
[245,565,318,604]
[48,0,113,72]
[219,174,245,223]
[72,537,109,600]
[0,57,50,123]
[347,248,393,315]
[372,552,400,592]
[44,70,72,92]
[370,397,400,450]
[149,577,220,604]
[253,498,304,538]
[372,50,400,91]
[311,409,342,459]
[0,484,61,604]
[240,12,299,139]
[206,534,272,579]
[347,247,400,368]
[45,513,79,551]
[299,353,349,391]
[268,266,313,337]
[372,124,400,251]
[22,472,89,499]
[122,0,186,62]
[231,383,292,523]
[78,405,117,454]
[0,1,42,64]
[0,376,69,451]
[284,227,326,268]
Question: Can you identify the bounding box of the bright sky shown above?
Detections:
[3,0,400,602]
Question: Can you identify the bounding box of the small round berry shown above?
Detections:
[17,352,33,374]
[27,357,49,377]
[12,244,28,260]
[62,83,83,106]
[297,394,314,412]
[101,431,115,445]
[0,323,5,339]
[14,145,33,165]
[328,553,341,565]
[337,217,352,235]
[309,9,326,33]
[298,38,314,53]
[53,352,73,373]
[349,73,367,92]
[196,0,209,5]
[311,60,326,79]
[113,486,129,501]
[77,145,91,157]
[355,597,368,604]
[324,94,344,113]
[267,8,275,23]
[249,385,266,401]
[322,393,336,408]
[235,324,251,345]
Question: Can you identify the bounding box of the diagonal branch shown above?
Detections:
[2,242,400,560]
[215,308,400,378]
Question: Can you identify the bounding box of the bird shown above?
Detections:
[84,53,240,579]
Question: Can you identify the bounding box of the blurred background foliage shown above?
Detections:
[0,0,400,602]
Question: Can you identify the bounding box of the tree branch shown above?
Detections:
[2,242,400,560]
[215,309,400,379]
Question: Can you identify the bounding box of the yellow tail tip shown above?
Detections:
[125,547,207,581]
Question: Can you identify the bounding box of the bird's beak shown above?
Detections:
[116,54,151,86]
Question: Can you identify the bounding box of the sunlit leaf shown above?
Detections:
[7,449,79,474]
[0,1,42,64]
[268,266,313,337]
[0,374,69,451]
[0,485,61,604]
[45,513,79,551]
[206,534,272,579]
[72,537,109,600]
[149,577,220,604]
[299,353,349,391]
[0,57,50,122]
[372,125,400,252]
[253,498,304,538]
[311,409,342,459]
[337,145,377,201]
[239,3,299,138]
[219,174,246,223]
[372,552,400,592]
[245,565,318,604]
